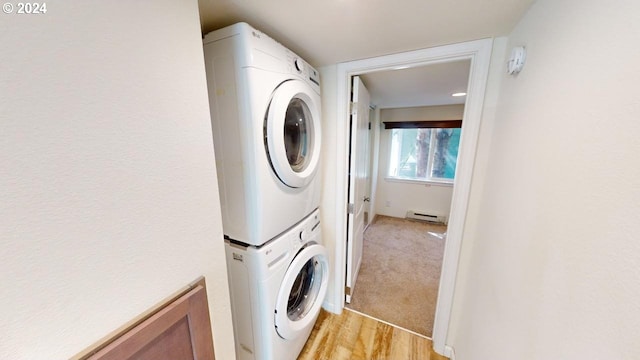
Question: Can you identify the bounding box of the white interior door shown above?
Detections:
[345,76,370,303]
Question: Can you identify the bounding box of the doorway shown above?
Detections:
[330,39,493,356]
[345,61,469,337]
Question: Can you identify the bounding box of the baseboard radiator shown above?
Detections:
[405,210,448,225]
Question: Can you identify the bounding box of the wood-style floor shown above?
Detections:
[298,309,448,360]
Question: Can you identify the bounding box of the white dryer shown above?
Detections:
[203,23,322,246]
[225,209,329,360]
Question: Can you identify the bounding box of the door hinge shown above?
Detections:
[349,101,357,116]
[347,203,354,214]
[345,286,352,296]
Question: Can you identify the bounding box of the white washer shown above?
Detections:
[203,23,322,246]
[225,209,329,360]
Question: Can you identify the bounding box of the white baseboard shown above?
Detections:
[444,345,456,360]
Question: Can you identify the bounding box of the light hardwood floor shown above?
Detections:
[298,309,448,360]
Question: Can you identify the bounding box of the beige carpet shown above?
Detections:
[346,215,447,337]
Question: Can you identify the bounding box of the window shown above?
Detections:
[388,127,461,183]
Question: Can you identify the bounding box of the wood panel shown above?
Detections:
[75,278,215,360]
[298,309,448,360]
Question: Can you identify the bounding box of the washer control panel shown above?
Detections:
[295,210,320,246]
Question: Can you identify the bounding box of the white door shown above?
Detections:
[274,243,329,339]
[265,79,322,188]
[345,76,370,303]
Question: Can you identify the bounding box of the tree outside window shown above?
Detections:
[388,127,461,183]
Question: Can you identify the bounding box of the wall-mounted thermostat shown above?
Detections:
[507,46,526,75]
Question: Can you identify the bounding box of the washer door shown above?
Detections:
[274,243,329,339]
[265,80,321,188]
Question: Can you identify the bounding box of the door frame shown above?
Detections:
[331,38,493,355]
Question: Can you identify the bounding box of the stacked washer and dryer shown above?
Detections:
[203,23,329,360]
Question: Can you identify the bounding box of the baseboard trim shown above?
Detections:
[444,345,456,360]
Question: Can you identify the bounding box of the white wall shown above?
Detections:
[318,64,342,313]
[449,0,640,358]
[374,105,464,219]
[374,179,453,219]
[0,2,235,359]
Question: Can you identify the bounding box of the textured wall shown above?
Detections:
[0,1,235,359]
[449,0,640,358]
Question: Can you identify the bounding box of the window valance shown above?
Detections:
[382,120,462,129]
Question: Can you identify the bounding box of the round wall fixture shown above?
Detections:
[507,46,526,75]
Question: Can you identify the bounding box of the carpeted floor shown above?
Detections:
[346,215,447,337]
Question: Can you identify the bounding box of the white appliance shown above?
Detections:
[225,209,329,360]
[203,22,322,246]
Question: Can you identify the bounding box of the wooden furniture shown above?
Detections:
[74,278,215,360]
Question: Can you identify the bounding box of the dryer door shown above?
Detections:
[274,243,329,339]
[265,79,321,188]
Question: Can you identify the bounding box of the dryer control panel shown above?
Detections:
[287,52,321,92]
[292,56,320,87]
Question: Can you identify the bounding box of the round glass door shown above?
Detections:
[284,98,312,173]
[266,80,321,188]
[274,243,328,339]
[287,255,321,321]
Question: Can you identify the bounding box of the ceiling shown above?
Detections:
[198,0,534,67]
[197,0,533,108]
[359,60,471,108]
